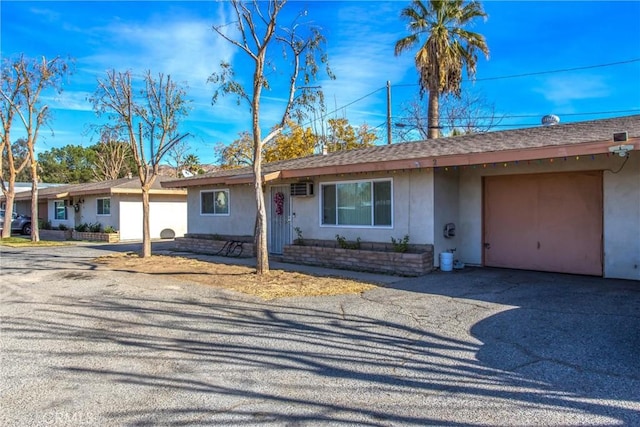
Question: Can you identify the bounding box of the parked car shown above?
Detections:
[0,210,32,235]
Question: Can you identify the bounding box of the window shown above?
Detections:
[201,190,229,215]
[54,201,67,220]
[321,179,392,227]
[97,198,111,216]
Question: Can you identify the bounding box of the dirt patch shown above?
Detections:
[94,253,378,300]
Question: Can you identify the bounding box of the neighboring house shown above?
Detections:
[9,177,188,240]
[1,182,65,222]
[162,115,640,280]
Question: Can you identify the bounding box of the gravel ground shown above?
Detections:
[1,242,639,426]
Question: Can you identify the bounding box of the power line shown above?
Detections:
[478,58,640,81]
[394,58,640,87]
[299,86,387,129]
[295,59,639,132]
[481,109,640,119]
[322,87,386,118]
[394,108,640,122]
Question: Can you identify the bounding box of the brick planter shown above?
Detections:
[40,229,73,241]
[282,244,434,276]
[174,234,255,258]
[72,231,120,243]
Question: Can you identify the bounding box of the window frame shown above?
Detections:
[319,178,393,228]
[200,189,230,216]
[54,200,67,220]
[96,198,111,216]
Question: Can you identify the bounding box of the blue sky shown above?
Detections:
[2,0,640,164]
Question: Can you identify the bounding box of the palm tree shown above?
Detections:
[395,0,489,139]
[183,153,201,174]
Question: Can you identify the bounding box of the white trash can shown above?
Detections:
[440,252,453,272]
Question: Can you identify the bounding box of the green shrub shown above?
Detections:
[88,222,102,233]
[75,223,89,232]
[335,234,361,250]
[57,224,68,231]
[293,227,304,245]
[103,225,117,233]
[40,220,52,230]
[391,235,410,253]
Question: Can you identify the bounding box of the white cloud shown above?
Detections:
[63,3,244,146]
[72,3,237,95]
[314,2,414,126]
[533,75,611,106]
[28,7,61,22]
[45,91,93,112]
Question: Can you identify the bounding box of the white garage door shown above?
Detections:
[119,201,143,240]
[118,201,187,241]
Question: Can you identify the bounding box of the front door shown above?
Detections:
[269,185,291,254]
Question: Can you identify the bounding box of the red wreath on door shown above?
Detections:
[274,192,285,215]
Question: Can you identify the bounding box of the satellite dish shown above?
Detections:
[541,114,560,126]
[181,169,194,178]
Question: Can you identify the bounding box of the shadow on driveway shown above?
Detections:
[2,245,639,425]
[387,267,640,422]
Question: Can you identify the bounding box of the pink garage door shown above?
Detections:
[483,171,603,276]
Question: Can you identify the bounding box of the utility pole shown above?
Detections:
[386,81,392,145]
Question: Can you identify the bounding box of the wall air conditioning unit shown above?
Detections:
[290,182,314,197]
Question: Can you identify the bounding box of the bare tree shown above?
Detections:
[441,92,502,135]
[0,55,72,240]
[0,130,30,239]
[210,0,333,275]
[394,91,502,142]
[93,135,133,181]
[90,70,190,257]
[166,139,193,177]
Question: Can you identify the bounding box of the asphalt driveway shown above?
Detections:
[1,242,639,426]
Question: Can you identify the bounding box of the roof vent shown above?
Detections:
[541,114,560,126]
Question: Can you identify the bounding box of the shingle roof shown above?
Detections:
[163,114,640,188]
[11,176,185,201]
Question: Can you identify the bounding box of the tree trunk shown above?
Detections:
[253,112,269,274]
[427,89,440,139]
[30,160,39,242]
[1,191,15,238]
[254,176,269,275]
[141,185,151,258]
[252,46,270,275]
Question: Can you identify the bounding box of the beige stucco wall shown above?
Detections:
[457,152,639,280]
[289,171,435,246]
[73,194,120,231]
[433,170,460,266]
[603,153,640,280]
[187,185,256,237]
[187,170,436,247]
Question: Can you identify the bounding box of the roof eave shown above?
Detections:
[141,136,640,188]
[109,188,187,196]
[161,170,282,188]
[283,138,640,179]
